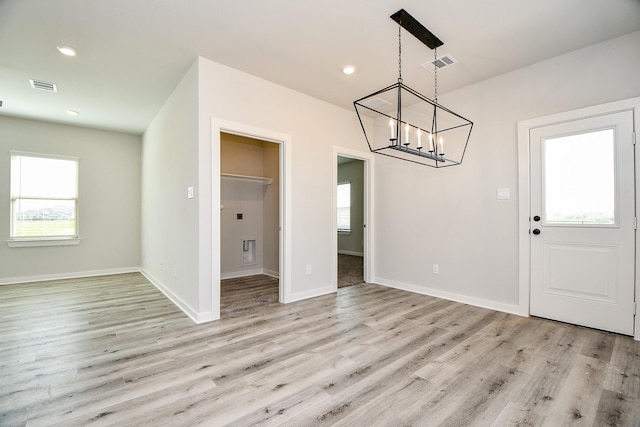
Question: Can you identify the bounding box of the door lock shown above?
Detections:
[532,229,541,235]
[533,215,541,222]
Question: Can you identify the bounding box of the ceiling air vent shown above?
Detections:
[422,54,457,73]
[360,97,391,110]
[29,79,57,92]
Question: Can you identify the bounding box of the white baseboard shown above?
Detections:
[374,276,524,317]
[338,250,363,257]
[262,269,280,279]
[221,268,280,280]
[140,269,218,324]
[284,285,336,304]
[220,268,262,280]
[0,267,141,286]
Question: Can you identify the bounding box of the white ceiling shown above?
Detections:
[1,0,639,135]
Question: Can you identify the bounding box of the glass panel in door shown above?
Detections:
[543,129,615,225]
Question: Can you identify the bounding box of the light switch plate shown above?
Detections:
[187,186,194,199]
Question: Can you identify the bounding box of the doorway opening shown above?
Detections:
[337,156,365,288]
[333,147,373,290]
[220,132,280,313]
[517,97,640,338]
[211,118,292,321]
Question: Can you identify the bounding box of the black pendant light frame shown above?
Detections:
[354,9,473,168]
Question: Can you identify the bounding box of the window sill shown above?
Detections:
[7,238,81,248]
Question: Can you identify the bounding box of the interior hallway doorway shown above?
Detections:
[337,155,365,288]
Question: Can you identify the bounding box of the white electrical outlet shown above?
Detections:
[496,187,510,200]
[187,186,194,199]
[433,264,440,274]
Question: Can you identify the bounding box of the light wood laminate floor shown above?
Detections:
[1,273,639,426]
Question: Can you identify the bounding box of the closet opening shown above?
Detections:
[220,132,280,315]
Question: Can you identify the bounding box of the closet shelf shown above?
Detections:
[221,173,273,185]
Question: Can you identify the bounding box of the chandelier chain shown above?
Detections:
[434,46,438,103]
[398,25,402,83]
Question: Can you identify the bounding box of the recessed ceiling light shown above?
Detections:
[57,46,77,57]
[66,109,79,116]
[342,65,356,75]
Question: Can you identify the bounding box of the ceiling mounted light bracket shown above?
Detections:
[390,9,443,50]
[354,9,473,168]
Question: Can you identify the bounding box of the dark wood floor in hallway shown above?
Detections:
[1,273,639,426]
[337,254,364,288]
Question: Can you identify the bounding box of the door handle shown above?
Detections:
[532,229,541,235]
[533,215,541,222]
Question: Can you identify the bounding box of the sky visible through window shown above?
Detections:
[337,182,351,231]
[11,155,77,201]
[11,154,78,237]
[544,129,615,224]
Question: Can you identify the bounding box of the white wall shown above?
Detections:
[338,159,364,256]
[373,30,640,313]
[0,116,141,284]
[197,56,367,310]
[220,178,264,276]
[146,31,640,323]
[143,56,367,321]
[141,61,204,320]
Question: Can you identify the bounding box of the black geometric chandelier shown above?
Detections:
[354,9,473,168]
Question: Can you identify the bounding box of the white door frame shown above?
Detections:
[211,118,293,311]
[332,146,374,289]
[517,97,640,340]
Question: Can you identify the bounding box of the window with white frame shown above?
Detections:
[10,152,79,240]
[337,182,351,233]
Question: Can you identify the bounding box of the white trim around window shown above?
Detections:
[7,238,81,248]
[7,151,80,247]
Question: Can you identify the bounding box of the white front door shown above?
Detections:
[530,110,635,335]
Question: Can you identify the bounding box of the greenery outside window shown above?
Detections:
[9,152,79,246]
